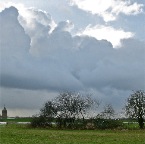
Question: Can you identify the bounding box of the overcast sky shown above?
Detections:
[0,0,145,117]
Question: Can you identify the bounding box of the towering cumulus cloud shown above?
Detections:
[0,5,145,116]
[0,6,31,88]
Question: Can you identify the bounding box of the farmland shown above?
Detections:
[0,124,145,144]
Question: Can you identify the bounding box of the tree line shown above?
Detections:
[31,90,145,129]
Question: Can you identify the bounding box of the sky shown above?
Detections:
[0,0,145,117]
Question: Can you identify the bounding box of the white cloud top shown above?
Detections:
[78,25,134,47]
[70,0,144,21]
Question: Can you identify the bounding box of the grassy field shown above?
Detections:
[0,117,33,122]
[0,124,145,144]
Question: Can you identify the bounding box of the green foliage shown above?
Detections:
[95,119,122,129]
[31,116,47,128]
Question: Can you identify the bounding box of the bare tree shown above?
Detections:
[55,92,97,127]
[40,101,57,117]
[124,90,145,129]
[101,104,115,119]
[38,91,99,128]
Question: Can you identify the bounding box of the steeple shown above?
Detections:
[2,105,7,118]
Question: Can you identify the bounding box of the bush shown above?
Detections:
[95,118,122,129]
[31,116,51,128]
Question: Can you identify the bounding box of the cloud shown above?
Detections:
[0,6,30,64]
[0,6,145,116]
[18,7,56,35]
[77,24,134,47]
[0,87,58,116]
[1,6,145,92]
[69,0,144,22]
[53,20,74,32]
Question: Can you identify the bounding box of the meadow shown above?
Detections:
[0,124,145,144]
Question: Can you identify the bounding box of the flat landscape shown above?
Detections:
[0,124,145,144]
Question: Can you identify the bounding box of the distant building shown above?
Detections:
[2,106,7,118]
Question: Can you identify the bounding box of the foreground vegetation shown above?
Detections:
[30,91,144,129]
[0,124,145,144]
[0,90,144,143]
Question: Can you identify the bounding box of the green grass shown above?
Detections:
[122,123,140,129]
[0,124,145,144]
[0,117,33,122]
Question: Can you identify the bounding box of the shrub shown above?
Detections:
[95,118,122,129]
[31,116,50,128]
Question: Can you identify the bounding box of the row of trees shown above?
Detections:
[31,90,145,129]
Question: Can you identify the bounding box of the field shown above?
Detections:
[1,117,33,122]
[0,124,145,144]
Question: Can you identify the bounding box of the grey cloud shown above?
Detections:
[0,6,30,59]
[0,6,145,94]
[0,87,57,109]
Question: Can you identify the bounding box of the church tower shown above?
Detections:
[2,106,7,118]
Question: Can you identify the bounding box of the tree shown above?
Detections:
[40,101,57,126]
[101,104,115,119]
[124,90,145,129]
[54,92,98,128]
[32,91,99,129]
